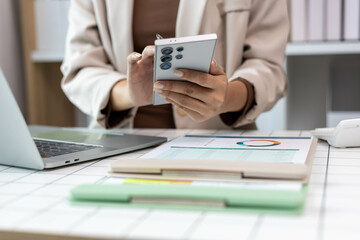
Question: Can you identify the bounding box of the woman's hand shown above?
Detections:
[126,46,155,106]
[153,60,248,122]
[110,46,154,111]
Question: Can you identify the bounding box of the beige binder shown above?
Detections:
[110,136,317,183]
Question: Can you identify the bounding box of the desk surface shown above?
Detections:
[0,128,359,240]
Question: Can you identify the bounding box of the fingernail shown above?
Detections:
[154,82,164,89]
[212,59,217,66]
[158,93,166,99]
[132,53,141,60]
[173,69,184,77]
[154,88,163,94]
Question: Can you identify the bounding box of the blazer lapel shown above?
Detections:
[176,0,207,37]
[105,0,207,71]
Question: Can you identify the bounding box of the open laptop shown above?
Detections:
[0,69,167,170]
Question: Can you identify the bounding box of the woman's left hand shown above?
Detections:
[153,60,236,122]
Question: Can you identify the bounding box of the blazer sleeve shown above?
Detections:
[228,0,289,128]
[60,0,129,128]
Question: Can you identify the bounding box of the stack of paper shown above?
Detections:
[71,135,317,214]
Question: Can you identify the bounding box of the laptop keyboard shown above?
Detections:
[34,139,101,158]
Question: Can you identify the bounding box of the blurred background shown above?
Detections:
[1,0,360,130]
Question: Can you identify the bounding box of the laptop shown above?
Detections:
[0,69,167,170]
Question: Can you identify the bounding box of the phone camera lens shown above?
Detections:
[176,46,184,52]
[161,55,172,62]
[175,54,183,60]
[160,62,172,70]
[161,47,173,55]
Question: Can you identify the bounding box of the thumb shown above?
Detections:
[209,59,225,76]
[127,52,142,72]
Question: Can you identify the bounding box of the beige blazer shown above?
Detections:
[61,0,289,129]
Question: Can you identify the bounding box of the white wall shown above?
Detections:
[286,54,360,130]
[0,0,26,116]
[256,97,286,131]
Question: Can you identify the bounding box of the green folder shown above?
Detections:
[70,183,308,215]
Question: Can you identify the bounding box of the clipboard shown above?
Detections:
[110,136,318,182]
[70,183,308,214]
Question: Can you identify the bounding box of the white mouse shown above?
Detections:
[311,118,360,148]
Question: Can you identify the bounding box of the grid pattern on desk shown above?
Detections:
[0,129,360,239]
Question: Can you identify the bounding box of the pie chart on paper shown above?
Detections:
[236,140,281,147]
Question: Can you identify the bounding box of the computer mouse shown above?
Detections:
[311,118,360,148]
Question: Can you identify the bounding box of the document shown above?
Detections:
[110,135,317,182]
[121,178,303,191]
[141,135,314,164]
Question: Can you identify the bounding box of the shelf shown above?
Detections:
[30,42,360,62]
[31,50,65,62]
[286,42,360,56]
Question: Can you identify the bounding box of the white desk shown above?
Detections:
[0,129,359,240]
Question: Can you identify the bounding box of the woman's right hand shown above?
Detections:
[110,46,155,111]
[126,45,155,106]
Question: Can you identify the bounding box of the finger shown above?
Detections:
[154,80,213,103]
[172,68,213,88]
[165,98,206,122]
[127,52,142,64]
[209,59,225,76]
[127,52,142,72]
[140,45,155,64]
[159,90,210,115]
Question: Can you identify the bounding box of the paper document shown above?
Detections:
[121,178,303,191]
[141,135,313,164]
[110,135,316,182]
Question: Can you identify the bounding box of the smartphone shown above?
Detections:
[153,33,217,105]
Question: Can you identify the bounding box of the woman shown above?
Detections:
[61,0,289,129]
